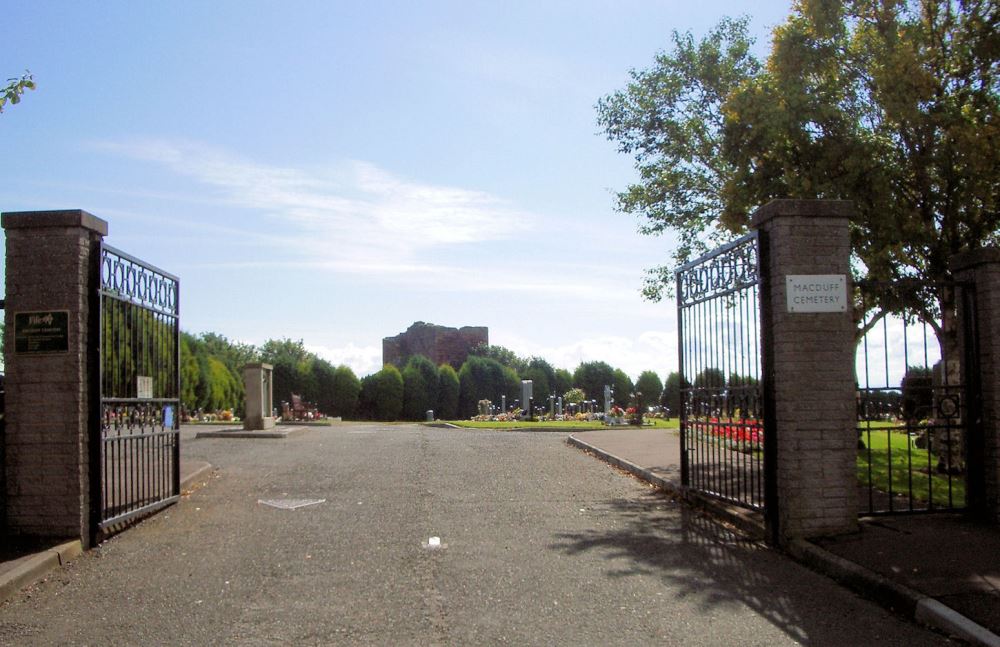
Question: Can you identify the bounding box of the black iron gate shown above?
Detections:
[676,232,771,512]
[93,244,180,538]
[855,280,980,515]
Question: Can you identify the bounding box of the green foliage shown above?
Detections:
[180,335,201,411]
[662,371,684,415]
[597,17,761,299]
[330,365,361,419]
[635,371,664,407]
[260,338,317,405]
[694,367,726,389]
[402,355,439,421]
[522,357,555,400]
[437,364,460,420]
[572,361,615,403]
[310,360,337,415]
[469,342,528,374]
[457,355,515,418]
[196,355,240,412]
[901,366,933,424]
[1,71,35,113]
[364,364,403,421]
[563,387,586,405]
[598,2,1000,321]
[612,368,633,408]
[553,368,573,397]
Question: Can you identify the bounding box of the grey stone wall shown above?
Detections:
[751,199,858,541]
[2,210,107,545]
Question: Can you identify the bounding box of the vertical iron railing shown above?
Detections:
[676,232,765,510]
[96,244,180,534]
[855,280,976,515]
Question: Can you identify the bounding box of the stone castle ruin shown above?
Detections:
[382,322,488,369]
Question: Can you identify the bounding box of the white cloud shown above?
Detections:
[306,342,383,378]
[93,138,531,267]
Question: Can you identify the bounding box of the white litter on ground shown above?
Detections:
[423,536,446,550]
[258,498,327,510]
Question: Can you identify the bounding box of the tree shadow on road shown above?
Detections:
[548,492,932,646]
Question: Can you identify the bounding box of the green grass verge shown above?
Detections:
[857,425,965,508]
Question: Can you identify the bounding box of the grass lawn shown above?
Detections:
[857,423,965,508]
[446,418,679,431]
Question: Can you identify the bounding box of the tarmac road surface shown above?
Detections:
[0,423,955,645]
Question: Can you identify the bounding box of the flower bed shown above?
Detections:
[690,417,763,453]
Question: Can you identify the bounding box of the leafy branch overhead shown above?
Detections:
[598,1,1000,310]
[1,71,35,113]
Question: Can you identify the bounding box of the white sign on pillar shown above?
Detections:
[785,275,848,313]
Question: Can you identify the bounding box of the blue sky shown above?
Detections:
[2,1,793,380]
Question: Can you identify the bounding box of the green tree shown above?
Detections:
[310,360,338,415]
[553,368,573,398]
[402,355,439,421]
[662,371,684,416]
[179,334,201,412]
[635,371,664,408]
[572,361,615,403]
[597,16,762,299]
[563,387,586,405]
[457,355,512,418]
[694,367,726,390]
[366,364,403,421]
[612,368,633,408]
[598,2,1000,357]
[260,338,316,406]
[437,364,460,420]
[196,355,240,412]
[330,365,361,419]
[1,71,35,113]
[469,342,528,374]
[522,357,555,401]
[901,365,933,424]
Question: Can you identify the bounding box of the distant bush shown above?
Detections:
[330,365,361,418]
[437,364,460,420]
[402,355,439,421]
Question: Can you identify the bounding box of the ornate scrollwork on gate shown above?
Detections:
[101,246,179,317]
[677,234,759,307]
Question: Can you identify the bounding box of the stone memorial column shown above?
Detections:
[2,210,107,545]
[243,363,276,431]
[751,199,858,542]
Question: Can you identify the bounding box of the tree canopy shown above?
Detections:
[598,1,1000,332]
[1,71,35,113]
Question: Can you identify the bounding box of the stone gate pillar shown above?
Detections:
[2,210,107,545]
[751,199,858,542]
[952,248,1000,523]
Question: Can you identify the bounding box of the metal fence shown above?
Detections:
[676,232,767,510]
[855,281,978,515]
[94,244,181,536]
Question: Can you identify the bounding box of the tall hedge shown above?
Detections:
[437,364,460,420]
[330,365,361,418]
[371,364,404,421]
[402,355,439,421]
